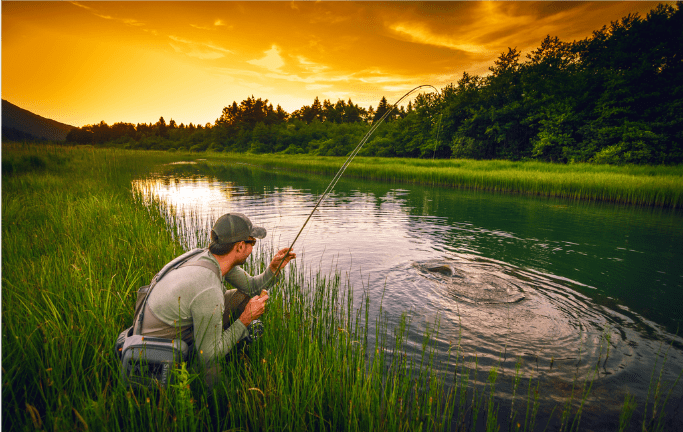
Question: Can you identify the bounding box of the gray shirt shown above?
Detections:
[141,249,275,365]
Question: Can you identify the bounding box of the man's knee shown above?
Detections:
[223,289,250,326]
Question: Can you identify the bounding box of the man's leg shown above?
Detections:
[223,289,250,329]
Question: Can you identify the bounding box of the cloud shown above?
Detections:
[70,2,112,19]
[321,91,351,102]
[308,9,351,26]
[70,2,144,27]
[381,84,417,93]
[169,35,232,60]
[191,20,232,31]
[306,84,332,91]
[211,64,353,87]
[358,74,409,85]
[383,2,593,58]
[169,43,224,60]
[190,24,214,31]
[265,71,355,85]
[297,56,329,74]
[389,22,491,54]
[247,45,285,71]
[122,18,144,27]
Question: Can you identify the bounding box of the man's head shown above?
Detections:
[209,213,267,256]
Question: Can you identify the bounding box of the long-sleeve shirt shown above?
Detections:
[140,249,275,365]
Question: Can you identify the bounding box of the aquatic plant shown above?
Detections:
[208,153,683,208]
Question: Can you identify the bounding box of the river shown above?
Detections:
[133,160,683,430]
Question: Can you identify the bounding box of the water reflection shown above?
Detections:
[132,162,683,429]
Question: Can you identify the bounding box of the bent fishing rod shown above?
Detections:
[268,84,440,284]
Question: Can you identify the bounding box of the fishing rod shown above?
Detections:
[269,84,440,282]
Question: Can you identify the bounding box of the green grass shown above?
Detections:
[2,143,681,431]
[204,153,683,208]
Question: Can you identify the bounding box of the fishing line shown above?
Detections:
[270,84,440,281]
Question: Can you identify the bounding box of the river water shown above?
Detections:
[133,161,683,430]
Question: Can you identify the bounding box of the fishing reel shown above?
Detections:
[245,319,264,343]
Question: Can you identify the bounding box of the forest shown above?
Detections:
[66,3,682,165]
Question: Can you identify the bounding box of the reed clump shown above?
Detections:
[2,143,680,431]
[210,153,683,208]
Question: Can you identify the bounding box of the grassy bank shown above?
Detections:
[204,153,683,208]
[2,143,679,431]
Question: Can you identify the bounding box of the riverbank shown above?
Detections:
[203,153,683,208]
[0,144,474,430]
[3,143,678,431]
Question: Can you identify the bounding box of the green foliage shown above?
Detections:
[1,154,46,175]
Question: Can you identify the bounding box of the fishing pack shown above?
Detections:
[115,248,220,390]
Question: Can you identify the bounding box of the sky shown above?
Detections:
[1,1,671,128]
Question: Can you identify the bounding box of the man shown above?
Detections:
[140,212,295,381]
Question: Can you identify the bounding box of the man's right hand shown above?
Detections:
[239,293,269,327]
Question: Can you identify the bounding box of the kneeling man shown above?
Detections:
[140,213,295,382]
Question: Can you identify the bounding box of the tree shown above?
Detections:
[66,127,94,144]
[216,96,278,129]
[366,106,375,123]
[343,99,364,123]
[155,117,168,138]
[373,96,393,123]
[275,105,289,123]
[322,99,334,123]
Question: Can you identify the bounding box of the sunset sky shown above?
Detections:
[2,1,670,128]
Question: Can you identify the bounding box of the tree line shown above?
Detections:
[67,2,682,165]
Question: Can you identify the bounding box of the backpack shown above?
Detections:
[115,248,221,390]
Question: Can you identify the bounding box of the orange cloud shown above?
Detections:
[247,45,285,71]
[2,1,669,127]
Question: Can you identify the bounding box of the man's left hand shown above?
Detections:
[269,248,296,274]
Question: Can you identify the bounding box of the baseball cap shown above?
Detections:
[211,213,267,244]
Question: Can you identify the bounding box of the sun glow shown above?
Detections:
[2,1,669,127]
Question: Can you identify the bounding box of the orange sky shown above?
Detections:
[1,1,671,128]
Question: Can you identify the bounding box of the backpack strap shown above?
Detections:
[133,249,221,335]
[178,259,221,280]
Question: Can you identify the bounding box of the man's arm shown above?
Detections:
[190,287,248,363]
[224,248,296,295]
[224,266,276,296]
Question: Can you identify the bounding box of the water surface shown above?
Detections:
[134,161,683,430]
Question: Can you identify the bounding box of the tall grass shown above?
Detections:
[2,143,680,431]
[209,153,683,208]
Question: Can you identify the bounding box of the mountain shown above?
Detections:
[2,100,76,142]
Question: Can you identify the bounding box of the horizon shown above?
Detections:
[2,1,671,128]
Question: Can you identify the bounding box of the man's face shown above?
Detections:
[236,237,256,265]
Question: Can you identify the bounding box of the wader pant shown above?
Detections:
[223,289,252,330]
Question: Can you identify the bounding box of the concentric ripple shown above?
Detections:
[406,255,640,382]
[413,260,526,304]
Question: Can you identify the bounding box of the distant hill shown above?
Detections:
[2,100,76,142]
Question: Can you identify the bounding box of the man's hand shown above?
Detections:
[239,293,269,327]
[269,248,296,274]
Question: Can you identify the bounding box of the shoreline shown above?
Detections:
[203,153,683,208]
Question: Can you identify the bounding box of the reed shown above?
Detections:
[207,153,683,208]
[2,143,680,431]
